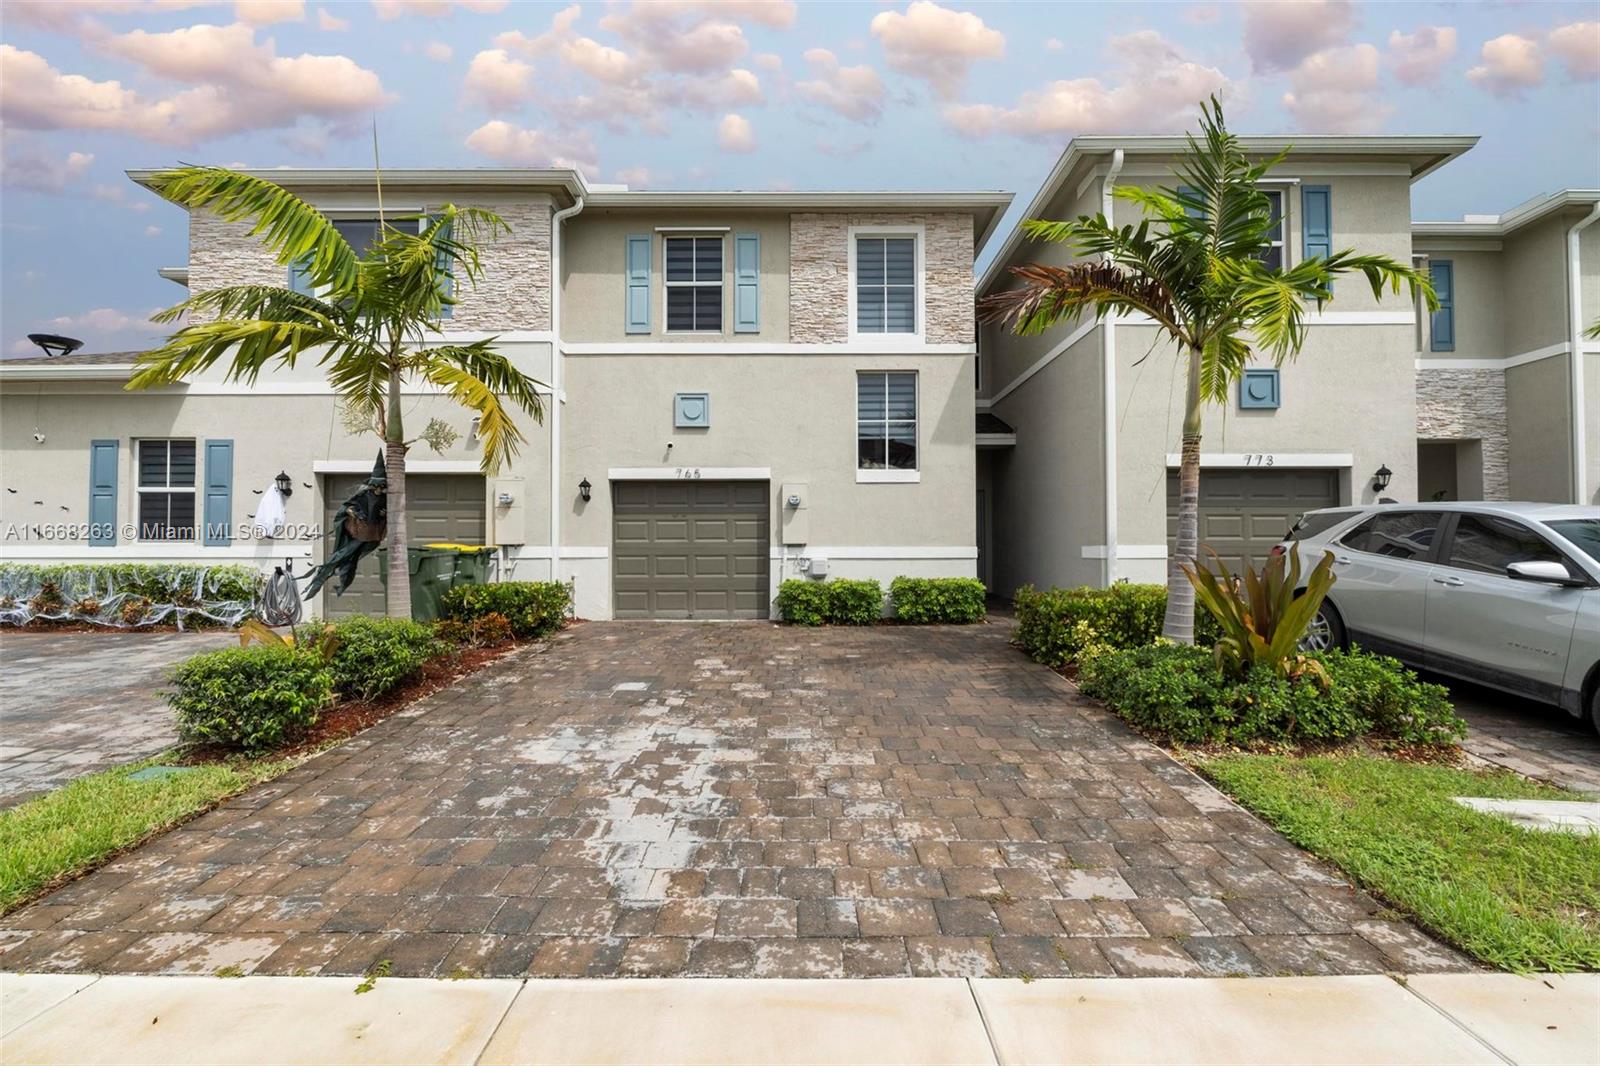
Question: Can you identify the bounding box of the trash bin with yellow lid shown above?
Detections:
[378,544,495,621]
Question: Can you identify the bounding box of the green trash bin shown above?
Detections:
[378,544,495,622]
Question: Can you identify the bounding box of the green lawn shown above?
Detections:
[1197,753,1600,972]
[0,756,295,914]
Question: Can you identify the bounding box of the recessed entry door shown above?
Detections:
[1167,467,1339,574]
[612,480,770,619]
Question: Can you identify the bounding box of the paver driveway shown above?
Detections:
[0,622,1469,979]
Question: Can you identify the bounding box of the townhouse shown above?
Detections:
[0,170,1011,619]
[975,134,1599,595]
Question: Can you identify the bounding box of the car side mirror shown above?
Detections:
[1505,560,1578,586]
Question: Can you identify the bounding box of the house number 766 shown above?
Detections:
[675,468,703,479]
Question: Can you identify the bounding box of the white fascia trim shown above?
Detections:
[314,459,485,474]
[772,546,978,560]
[1414,341,1576,372]
[608,467,771,480]
[855,469,921,484]
[1080,544,1167,560]
[1164,452,1354,468]
[506,546,608,559]
[561,342,974,356]
[1414,359,1511,371]
[0,365,137,381]
[974,433,1017,446]
[982,315,1099,406]
[183,383,553,396]
[847,223,927,345]
[425,330,555,344]
[0,544,315,562]
[1116,311,1412,328]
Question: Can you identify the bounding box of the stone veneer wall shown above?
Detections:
[789,212,973,345]
[187,195,553,332]
[1415,367,1510,499]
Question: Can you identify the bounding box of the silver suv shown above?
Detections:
[1278,502,1600,733]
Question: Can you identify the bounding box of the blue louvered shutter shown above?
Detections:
[431,214,454,320]
[88,440,118,546]
[733,233,760,333]
[1429,261,1454,352]
[287,256,313,295]
[1302,185,1332,260]
[203,439,233,546]
[625,234,651,334]
[1177,184,1203,220]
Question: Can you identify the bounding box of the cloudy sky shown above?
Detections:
[2,0,1597,356]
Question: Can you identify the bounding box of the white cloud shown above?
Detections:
[1282,43,1392,133]
[463,48,534,109]
[424,40,454,63]
[1468,34,1543,96]
[0,147,94,193]
[1242,0,1357,73]
[145,224,163,236]
[1387,26,1457,86]
[870,1,1004,100]
[718,112,755,152]
[943,31,1224,139]
[45,307,167,338]
[1548,21,1600,81]
[316,7,348,30]
[614,165,652,186]
[795,48,885,121]
[371,0,506,19]
[1183,4,1221,26]
[464,119,598,172]
[234,0,304,25]
[753,52,783,72]
[1044,38,1064,53]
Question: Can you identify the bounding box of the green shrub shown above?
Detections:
[777,579,830,625]
[887,577,987,624]
[316,616,442,702]
[1077,642,1464,747]
[168,645,332,752]
[441,581,570,638]
[469,612,514,646]
[1014,583,1219,666]
[778,579,885,625]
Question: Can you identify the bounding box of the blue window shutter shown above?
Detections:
[1429,261,1454,352]
[287,256,313,295]
[431,214,454,320]
[1177,184,1203,219]
[88,440,118,547]
[1302,185,1332,260]
[733,233,760,333]
[203,439,233,546]
[625,234,651,334]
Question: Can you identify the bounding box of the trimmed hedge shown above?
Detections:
[888,577,987,624]
[1014,583,1220,667]
[169,645,333,752]
[776,578,884,625]
[0,563,261,629]
[316,616,443,702]
[441,581,570,638]
[1077,642,1465,747]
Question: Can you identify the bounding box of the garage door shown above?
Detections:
[322,473,486,619]
[1166,468,1339,574]
[613,480,770,619]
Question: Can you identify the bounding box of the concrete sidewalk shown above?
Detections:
[2,973,1594,1065]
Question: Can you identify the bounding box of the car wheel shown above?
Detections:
[1301,600,1346,653]
[1589,685,1600,738]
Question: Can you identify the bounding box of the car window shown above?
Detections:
[1340,511,1441,561]
[1446,514,1565,576]
[1548,519,1599,566]
[1288,511,1356,541]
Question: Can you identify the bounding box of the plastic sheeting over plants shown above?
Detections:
[0,563,262,630]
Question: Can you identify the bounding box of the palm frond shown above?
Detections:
[153,284,348,329]
[128,319,360,390]
[978,261,1181,340]
[417,351,540,473]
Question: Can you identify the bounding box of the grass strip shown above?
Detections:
[1197,752,1600,972]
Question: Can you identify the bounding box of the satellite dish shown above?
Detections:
[26,334,83,358]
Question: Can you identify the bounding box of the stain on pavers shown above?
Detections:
[0,622,1474,978]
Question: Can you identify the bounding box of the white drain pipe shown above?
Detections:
[1566,200,1599,504]
[1100,148,1125,586]
[550,193,585,585]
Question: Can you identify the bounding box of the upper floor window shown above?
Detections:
[857,371,918,482]
[137,438,196,542]
[665,236,723,332]
[1258,189,1284,272]
[851,229,920,338]
[1429,260,1454,352]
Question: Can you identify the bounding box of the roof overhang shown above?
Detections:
[0,362,137,382]
[128,167,591,206]
[1413,189,1600,239]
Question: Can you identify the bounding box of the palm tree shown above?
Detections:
[127,167,545,619]
[980,98,1436,643]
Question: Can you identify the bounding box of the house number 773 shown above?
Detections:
[1243,454,1275,467]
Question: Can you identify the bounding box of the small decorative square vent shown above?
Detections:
[1239,368,1280,410]
[674,392,711,428]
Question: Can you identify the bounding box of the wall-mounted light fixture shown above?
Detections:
[578,477,592,502]
[275,470,294,498]
[1371,464,1392,493]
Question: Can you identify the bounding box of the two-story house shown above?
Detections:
[0,170,1011,619]
[975,134,1599,595]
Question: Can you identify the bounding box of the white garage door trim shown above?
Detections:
[609,467,771,480]
[1164,452,1353,468]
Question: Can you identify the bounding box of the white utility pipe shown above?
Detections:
[549,194,585,585]
[1566,201,1599,505]
[1100,148,1125,586]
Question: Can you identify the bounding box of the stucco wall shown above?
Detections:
[1501,215,1570,356]
[1414,367,1510,498]
[1417,247,1504,359]
[1587,350,1600,505]
[1505,354,1572,502]
[790,212,974,345]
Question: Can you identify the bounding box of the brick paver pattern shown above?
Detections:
[0,622,1472,979]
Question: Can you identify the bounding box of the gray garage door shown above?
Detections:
[322,473,486,619]
[1167,468,1339,574]
[613,480,770,619]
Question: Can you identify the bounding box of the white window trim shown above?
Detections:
[661,233,725,335]
[1260,187,1288,270]
[135,437,198,543]
[847,224,925,344]
[855,369,921,484]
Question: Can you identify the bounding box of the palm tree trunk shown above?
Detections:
[384,366,411,620]
[1162,345,1203,643]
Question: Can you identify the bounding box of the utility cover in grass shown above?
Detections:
[125,766,200,783]
[1453,797,1600,834]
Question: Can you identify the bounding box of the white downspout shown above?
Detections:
[549,193,585,587]
[1566,201,1599,505]
[1100,149,1125,586]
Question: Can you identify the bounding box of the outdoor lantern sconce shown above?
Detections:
[275,471,294,498]
[1372,464,1392,493]
[578,478,592,502]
